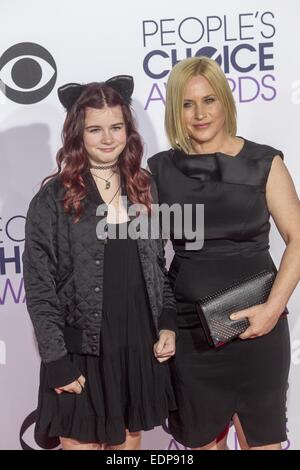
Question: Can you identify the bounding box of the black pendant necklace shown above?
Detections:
[91,171,115,189]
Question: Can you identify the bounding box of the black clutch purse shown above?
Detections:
[196,270,275,347]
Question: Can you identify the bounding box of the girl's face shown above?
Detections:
[182,75,226,151]
[83,105,127,164]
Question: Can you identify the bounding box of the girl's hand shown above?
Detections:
[153,330,176,362]
[54,374,86,394]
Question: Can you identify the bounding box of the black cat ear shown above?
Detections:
[105,75,134,104]
[57,83,86,111]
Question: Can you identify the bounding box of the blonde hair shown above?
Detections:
[165,57,237,153]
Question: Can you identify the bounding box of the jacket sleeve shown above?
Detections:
[149,177,178,334]
[23,192,81,388]
[158,256,178,334]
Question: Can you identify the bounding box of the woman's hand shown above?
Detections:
[153,330,176,362]
[54,374,86,394]
[230,303,282,340]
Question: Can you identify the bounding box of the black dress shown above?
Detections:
[148,138,290,448]
[35,221,176,446]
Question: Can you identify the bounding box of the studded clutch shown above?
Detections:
[196,270,275,347]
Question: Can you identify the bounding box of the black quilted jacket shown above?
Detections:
[23,172,176,388]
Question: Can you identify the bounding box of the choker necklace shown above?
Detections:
[90,160,119,170]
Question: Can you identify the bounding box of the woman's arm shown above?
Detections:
[265,155,300,312]
[231,156,300,338]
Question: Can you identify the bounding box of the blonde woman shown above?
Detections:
[148,57,300,450]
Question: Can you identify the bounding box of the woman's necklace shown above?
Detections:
[90,159,119,170]
[91,170,115,189]
[107,184,121,205]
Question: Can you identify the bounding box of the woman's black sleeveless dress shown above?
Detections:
[148,138,290,448]
[35,221,176,446]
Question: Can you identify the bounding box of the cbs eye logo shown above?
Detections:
[20,410,60,450]
[0,42,57,104]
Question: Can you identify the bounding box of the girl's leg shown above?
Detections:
[60,437,103,450]
[106,430,142,450]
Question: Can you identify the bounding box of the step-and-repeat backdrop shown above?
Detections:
[0,0,299,450]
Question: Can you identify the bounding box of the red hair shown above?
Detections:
[43,82,151,221]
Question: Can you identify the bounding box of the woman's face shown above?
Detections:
[83,105,127,164]
[182,75,226,150]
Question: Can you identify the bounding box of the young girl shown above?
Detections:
[23,76,177,450]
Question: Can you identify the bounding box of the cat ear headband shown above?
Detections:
[57,75,134,111]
